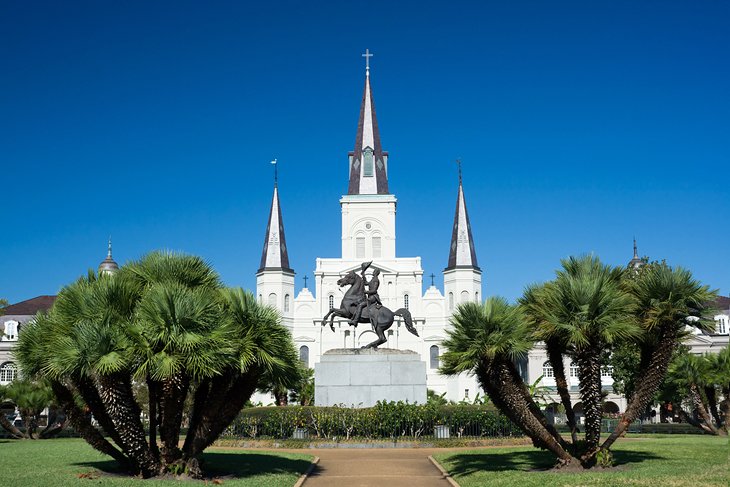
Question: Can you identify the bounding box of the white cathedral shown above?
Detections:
[254,63,481,403]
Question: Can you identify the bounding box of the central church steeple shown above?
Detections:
[348,50,389,195]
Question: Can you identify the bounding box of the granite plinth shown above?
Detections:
[314,348,427,407]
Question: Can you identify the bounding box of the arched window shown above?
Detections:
[542,361,554,378]
[430,345,439,369]
[356,237,365,258]
[328,294,335,310]
[448,292,454,310]
[0,362,17,384]
[2,320,18,341]
[475,292,479,303]
[268,293,277,307]
[461,290,469,302]
[258,294,262,304]
[601,365,614,378]
[570,363,579,378]
[284,294,290,312]
[372,236,381,258]
[363,148,374,177]
[299,346,309,366]
[404,294,409,310]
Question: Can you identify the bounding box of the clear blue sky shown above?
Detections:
[1,1,728,304]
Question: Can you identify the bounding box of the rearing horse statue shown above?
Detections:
[321,269,419,349]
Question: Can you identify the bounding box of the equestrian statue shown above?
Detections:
[321,261,419,349]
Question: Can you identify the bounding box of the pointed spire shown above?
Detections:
[628,237,644,270]
[98,236,119,275]
[445,163,479,271]
[348,50,389,195]
[258,174,293,274]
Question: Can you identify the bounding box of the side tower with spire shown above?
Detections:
[340,51,397,261]
[256,164,295,327]
[443,163,482,311]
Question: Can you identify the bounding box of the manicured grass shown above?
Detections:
[0,438,313,486]
[434,435,729,487]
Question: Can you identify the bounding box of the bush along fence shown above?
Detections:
[222,401,523,440]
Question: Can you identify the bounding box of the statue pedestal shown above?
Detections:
[314,348,427,408]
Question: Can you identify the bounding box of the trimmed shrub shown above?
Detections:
[224,401,522,440]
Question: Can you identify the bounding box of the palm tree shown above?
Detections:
[668,353,722,435]
[602,264,718,449]
[710,347,730,433]
[534,255,639,458]
[521,283,579,444]
[14,251,300,479]
[440,297,577,466]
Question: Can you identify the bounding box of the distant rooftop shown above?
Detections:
[712,295,730,312]
[2,295,56,316]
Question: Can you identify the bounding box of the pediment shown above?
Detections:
[424,335,445,341]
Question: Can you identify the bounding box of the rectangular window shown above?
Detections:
[717,318,727,334]
[356,237,365,258]
[372,237,381,258]
[363,151,374,177]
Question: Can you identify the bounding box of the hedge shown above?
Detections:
[223,401,523,440]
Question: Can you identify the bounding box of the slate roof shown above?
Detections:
[258,185,294,274]
[348,70,389,195]
[2,295,56,316]
[445,178,479,271]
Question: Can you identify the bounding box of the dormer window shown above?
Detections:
[363,148,374,177]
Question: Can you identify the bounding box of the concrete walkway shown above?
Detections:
[302,449,453,486]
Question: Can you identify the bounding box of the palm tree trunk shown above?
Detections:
[602,328,677,451]
[97,373,161,477]
[704,386,721,427]
[50,380,130,467]
[147,378,159,458]
[0,412,26,439]
[183,371,258,457]
[158,374,189,465]
[19,408,39,439]
[74,375,126,451]
[576,350,603,454]
[480,360,577,466]
[509,359,568,448]
[690,384,722,435]
[546,341,578,444]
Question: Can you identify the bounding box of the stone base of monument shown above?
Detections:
[314,348,427,408]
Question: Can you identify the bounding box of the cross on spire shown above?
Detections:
[303,274,309,289]
[362,49,373,73]
[107,235,113,258]
[271,159,278,186]
[456,158,462,184]
[430,273,435,287]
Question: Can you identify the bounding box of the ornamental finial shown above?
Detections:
[362,49,373,74]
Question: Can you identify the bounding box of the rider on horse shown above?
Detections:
[348,262,382,326]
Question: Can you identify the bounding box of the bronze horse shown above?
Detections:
[321,270,419,349]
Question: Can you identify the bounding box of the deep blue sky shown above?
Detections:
[2,1,728,304]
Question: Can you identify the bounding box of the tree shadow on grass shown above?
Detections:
[443,448,664,476]
[73,452,312,480]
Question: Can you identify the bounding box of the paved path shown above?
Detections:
[302,449,452,487]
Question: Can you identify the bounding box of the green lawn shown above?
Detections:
[434,435,729,487]
[0,438,313,486]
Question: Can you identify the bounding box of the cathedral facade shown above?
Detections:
[254,65,481,403]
